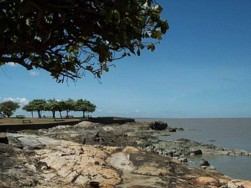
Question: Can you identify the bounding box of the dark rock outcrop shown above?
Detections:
[190,149,203,155]
[149,121,168,130]
[200,159,210,167]
[0,133,8,144]
[88,117,135,124]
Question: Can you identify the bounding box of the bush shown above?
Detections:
[16,115,25,119]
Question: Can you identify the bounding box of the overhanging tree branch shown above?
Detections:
[0,0,168,82]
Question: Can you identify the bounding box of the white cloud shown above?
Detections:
[2,97,29,106]
[29,70,39,76]
[7,62,17,67]
[135,110,140,113]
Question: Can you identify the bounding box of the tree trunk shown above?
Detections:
[52,111,55,118]
[59,111,62,118]
[66,110,69,118]
[82,111,85,118]
[37,110,41,118]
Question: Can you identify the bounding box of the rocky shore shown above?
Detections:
[1,120,251,187]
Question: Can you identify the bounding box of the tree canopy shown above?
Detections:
[23,99,47,118]
[22,98,96,118]
[45,99,59,118]
[0,0,168,82]
[0,101,20,117]
[75,99,96,117]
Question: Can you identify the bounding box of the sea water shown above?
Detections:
[136,118,251,180]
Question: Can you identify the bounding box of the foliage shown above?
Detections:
[63,98,76,117]
[0,0,168,82]
[57,101,66,118]
[0,101,20,117]
[23,98,96,118]
[23,102,36,118]
[45,99,59,118]
[23,99,46,118]
[75,99,96,117]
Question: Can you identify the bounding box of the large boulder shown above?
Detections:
[149,121,168,130]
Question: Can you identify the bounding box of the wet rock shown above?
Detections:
[200,159,210,167]
[190,149,203,155]
[168,128,176,132]
[149,121,168,130]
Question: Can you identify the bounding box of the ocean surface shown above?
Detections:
[136,118,251,180]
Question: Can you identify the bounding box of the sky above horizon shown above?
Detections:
[1,0,251,118]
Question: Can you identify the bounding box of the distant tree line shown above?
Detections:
[0,99,96,118]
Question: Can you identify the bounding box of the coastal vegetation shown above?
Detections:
[0,99,96,118]
[0,101,20,118]
[23,98,96,118]
[0,0,168,82]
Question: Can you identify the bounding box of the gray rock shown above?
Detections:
[201,166,208,169]
[190,149,203,155]
[168,128,176,132]
[178,157,188,162]
[199,159,210,167]
[207,166,216,170]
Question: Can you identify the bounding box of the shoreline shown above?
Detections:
[1,120,251,187]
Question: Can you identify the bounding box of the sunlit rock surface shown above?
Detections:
[1,121,251,187]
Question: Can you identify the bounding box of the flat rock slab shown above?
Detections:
[1,121,251,187]
[6,133,68,148]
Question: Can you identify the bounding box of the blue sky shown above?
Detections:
[1,0,251,118]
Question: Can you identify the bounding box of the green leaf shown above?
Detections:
[0,0,168,82]
[161,21,169,34]
[147,43,155,51]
